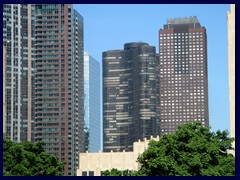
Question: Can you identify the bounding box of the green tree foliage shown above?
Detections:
[3,135,65,176]
[101,122,235,176]
[101,168,133,176]
[136,122,235,176]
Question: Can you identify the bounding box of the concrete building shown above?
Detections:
[3,4,36,142]
[34,4,84,175]
[227,4,235,155]
[102,42,159,152]
[77,136,160,176]
[84,52,101,152]
[159,16,209,135]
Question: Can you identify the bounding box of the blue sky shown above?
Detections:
[74,4,231,133]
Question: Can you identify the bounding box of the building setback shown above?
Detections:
[84,52,101,152]
[103,42,158,152]
[159,16,209,135]
[3,4,36,142]
[34,4,84,176]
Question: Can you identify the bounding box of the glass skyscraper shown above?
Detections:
[102,42,158,152]
[84,52,101,152]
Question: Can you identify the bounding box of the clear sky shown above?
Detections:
[74,4,231,134]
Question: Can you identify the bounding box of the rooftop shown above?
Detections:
[167,16,199,25]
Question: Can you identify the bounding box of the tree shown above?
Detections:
[136,122,235,176]
[101,168,133,176]
[3,135,65,176]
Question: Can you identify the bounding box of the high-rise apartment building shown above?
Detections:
[34,4,84,175]
[84,52,101,152]
[159,16,209,135]
[227,4,235,155]
[103,42,158,152]
[3,4,36,142]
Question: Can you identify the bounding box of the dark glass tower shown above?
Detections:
[34,4,84,176]
[103,42,158,152]
[159,16,209,135]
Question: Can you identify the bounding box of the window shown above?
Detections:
[89,171,94,176]
[82,171,87,176]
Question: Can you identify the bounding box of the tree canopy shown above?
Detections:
[3,135,65,176]
[101,168,133,176]
[101,122,235,176]
[136,122,235,176]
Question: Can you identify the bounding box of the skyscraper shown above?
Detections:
[227,4,235,155]
[103,42,158,152]
[3,4,36,142]
[84,52,101,152]
[34,4,84,175]
[159,16,209,135]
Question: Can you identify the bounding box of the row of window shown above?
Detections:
[160,40,204,44]
[160,51,204,55]
[161,65,204,69]
[161,120,207,124]
[160,53,204,58]
[161,62,204,66]
[160,43,204,47]
[161,105,205,109]
[160,32,204,36]
[161,108,206,112]
[160,74,204,77]
[161,91,205,95]
[82,171,94,176]
[160,73,206,77]
[161,102,205,106]
[160,70,205,75]
[161,89,204,92]
[161,116,206,120]
[161,94,205,98]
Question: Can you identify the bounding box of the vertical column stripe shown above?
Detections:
[27,4,32,141]
[17,4,21,143]
[10,4,14,141]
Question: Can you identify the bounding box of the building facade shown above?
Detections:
[227,4,235,155]
[34,4,84,175]
[3,4,36,142]
[159,16,209,135]
[103,42,158,152]
[77,136,160,176]
[84,52,101,152]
